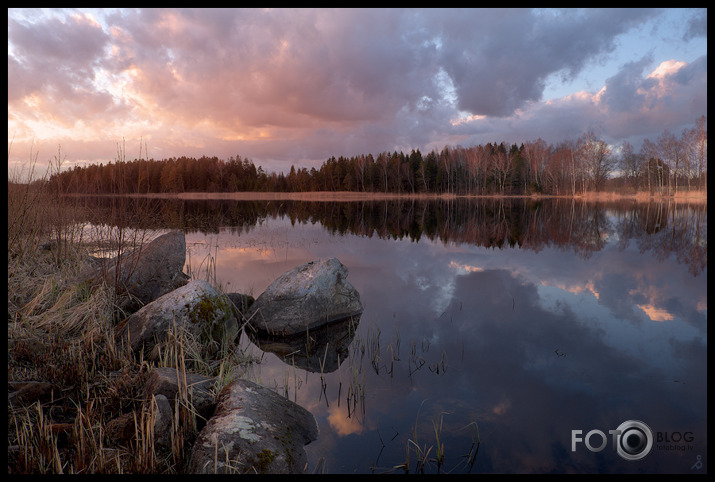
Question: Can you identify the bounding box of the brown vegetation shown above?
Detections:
[576,189,707,204]
[7,154,255,473]
[105,188,707,204]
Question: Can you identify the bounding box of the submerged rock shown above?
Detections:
[247,315,358,373]
[187,379,319,474]
[246,257,363,337]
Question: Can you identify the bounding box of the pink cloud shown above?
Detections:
[7,9,707,177]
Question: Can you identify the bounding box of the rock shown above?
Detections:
[247,315,358,373]
[115,279,239,357]
[49,423,74,449]
[8,381,58,406]
[226,292,254,314]
[97,230,190,313]
[103,394,187,451]
[246,258,363,337]
[144,367,217,422]
[187,379,319,474]
[150,394,174,450]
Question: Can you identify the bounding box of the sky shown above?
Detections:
[7,8,708,178]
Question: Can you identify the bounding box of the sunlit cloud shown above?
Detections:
[626,281,685,323]
[647,59,688,79]
[7,8,706,177]
[449,260,485,274]
[539,280,600,300]
[636,304,674,322]
[449,112,487,127]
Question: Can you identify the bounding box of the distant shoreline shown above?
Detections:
[65,190,708,204]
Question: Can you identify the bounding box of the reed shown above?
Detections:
[185,235,220,288]
[345,367,366,421]
[461,420,481,472]
[367,325,381,374]
[318,343,330,407]
[10,402,64,473]
[131,401,157,472]
[408,340,427,378]
[432,413,446,471]
[428,350,449,374]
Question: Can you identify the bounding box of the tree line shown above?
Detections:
[50,116,706,196]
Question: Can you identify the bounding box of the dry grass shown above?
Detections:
[8,179,145,473]
[96,188,707,204]
[7,151,257,474]
[9,226,202,473]
[7,203,258,473]
[579,189,707,204]
[111,190,460,202]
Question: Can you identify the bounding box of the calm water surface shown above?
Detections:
[82,197,708,473]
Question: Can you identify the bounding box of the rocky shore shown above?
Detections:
[8,231,363,474]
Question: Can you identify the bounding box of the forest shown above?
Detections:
[48,116,706,196]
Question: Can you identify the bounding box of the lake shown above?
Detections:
[76,195,707,474]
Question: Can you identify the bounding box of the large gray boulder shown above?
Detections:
[98,230,190,313]
[115,279,239,357]
[246,257,363,337]
[187,379,319,474]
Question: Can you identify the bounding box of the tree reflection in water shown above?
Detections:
[69,196,706,276]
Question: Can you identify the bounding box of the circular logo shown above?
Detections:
[616,420,653,461]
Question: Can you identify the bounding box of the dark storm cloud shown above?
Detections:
[432,8,659,117]
[453,51,707,149]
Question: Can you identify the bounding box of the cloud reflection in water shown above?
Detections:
[180,202,705,474]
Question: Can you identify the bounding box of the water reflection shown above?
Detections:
[246,315,360,373]
[68,196,707,473]
[69,196,707,276]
